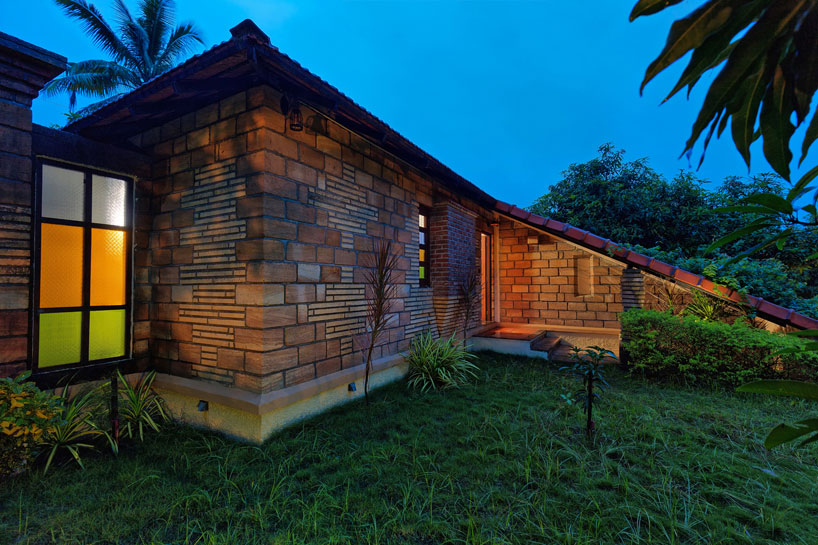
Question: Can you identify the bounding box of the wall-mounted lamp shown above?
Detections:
[288,105,303,132]
[348,382,357,392]
[279,94,303,132]
[197,400,209,412]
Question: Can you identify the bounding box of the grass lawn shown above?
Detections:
[2,352,818,544]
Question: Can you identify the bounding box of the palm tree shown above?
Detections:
[45,0,203,114]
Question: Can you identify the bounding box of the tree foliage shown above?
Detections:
[45,0,203,112]
[632,0,818,180]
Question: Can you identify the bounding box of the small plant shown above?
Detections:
[118,370,168,442]
[457,268,481,342]
[683,290,727,322]
[41,383,106,474]
[360,240,399,404]
[560,346,614,440]
[406,331,479,392]
[0,372,62,477]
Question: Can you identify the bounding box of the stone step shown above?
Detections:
[529,335,562,355]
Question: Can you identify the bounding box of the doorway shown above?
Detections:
[480,232,493,324]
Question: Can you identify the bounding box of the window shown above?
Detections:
[418,206,430,287]
[33,162,132,370]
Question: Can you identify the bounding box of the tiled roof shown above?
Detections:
[494,200,818,330]
[63,20,817,332]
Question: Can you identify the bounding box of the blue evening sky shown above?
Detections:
[3,1,813,207]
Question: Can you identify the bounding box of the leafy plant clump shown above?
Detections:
[42,383,107,474]
[560,346,614,439]
[405,331,479,392]
[118,370,168,444]
[621,309,818,387]
[0,373,62,477]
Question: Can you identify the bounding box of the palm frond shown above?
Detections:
[43,59,137,111]
[139,0,174,63]
[156,22,203,72]
[53,0,136,66]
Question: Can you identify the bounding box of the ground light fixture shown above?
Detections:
[348,382,357,392]
[198,400,209,412]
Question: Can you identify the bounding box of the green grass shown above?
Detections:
[2,352,818,544]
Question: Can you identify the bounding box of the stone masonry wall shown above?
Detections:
[132,85,493,393]
[0,36,64,377]
[498,219,624,328]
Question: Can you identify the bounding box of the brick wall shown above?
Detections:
[430,202,480,337]
[132,85,493,393]
[0,35,64,377]
[498,219,624,328]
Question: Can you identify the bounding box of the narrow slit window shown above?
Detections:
[35,162,132,370]
[418,207,430,287]
[576,256,593,296]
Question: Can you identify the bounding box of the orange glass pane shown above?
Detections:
[90,228,126,306]
[40,223,83,308]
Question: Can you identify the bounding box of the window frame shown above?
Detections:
[418,205,431,288]
[31,159,134,373]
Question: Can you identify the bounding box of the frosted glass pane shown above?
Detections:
[40,223,83,308]
[39,312,82,367]
[42,165,84,221]
[90,228,126,306]
[89,309,125,360]
[92,175,127,226]
[418,214,426,228]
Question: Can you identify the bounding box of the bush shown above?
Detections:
[0,372,62,477]
[621,309,818,386]
[405,332,479,392]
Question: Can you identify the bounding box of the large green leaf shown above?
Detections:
[792,9,818,123]
[760,65,797,180]
[787,164,818,200]
[744,193,794,214]
[731,59,770,167]
[764,419,818,449]
[641,0,744,93]
[704,220,776,253]
[737,380,818,401]
[800,107,818,164]
[630,0,685,21]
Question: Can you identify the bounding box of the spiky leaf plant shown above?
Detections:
[41,383,105,474]
[361,240,399,403]
[117,370,168,441]
[457,268,481,342]
[406,331,479,392]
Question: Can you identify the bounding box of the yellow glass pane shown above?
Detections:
[89,309,125,360]
[39,312,82,367]
[419,249,426,261]
[40,223,83,308]
[91,228,126,306]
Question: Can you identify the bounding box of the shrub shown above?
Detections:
[406,331,479,392]
[621,309,818,386]
[0,372,62,477]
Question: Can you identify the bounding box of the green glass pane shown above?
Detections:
[39,312,82,367]
[419,266,426,280]
[89,309,125,361]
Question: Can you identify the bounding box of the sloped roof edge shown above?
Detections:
[61,20,816,331]
[494,200,818,330]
